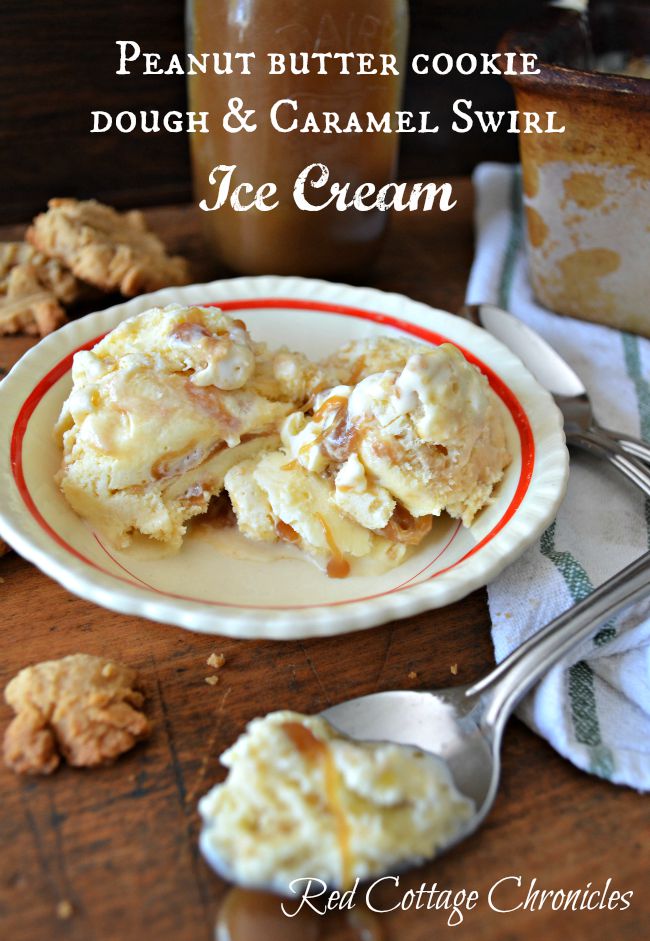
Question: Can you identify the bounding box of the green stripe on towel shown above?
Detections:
[500,169,616,778]
[539,523,615,647]
[541,523,614,778]
[622,333,650,548]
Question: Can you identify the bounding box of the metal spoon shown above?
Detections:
[201,551,650,891]
[322,549,650,862]
[461,304,650,494]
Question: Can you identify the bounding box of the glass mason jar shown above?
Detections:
[186,0,409,278]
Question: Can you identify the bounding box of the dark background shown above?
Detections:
[0,0,546,223]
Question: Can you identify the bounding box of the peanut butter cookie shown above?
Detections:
[0,242,73,336]
[3,653,150,774]
[0,242,82,304]
[0,264,66,336]
[28,198,191,297]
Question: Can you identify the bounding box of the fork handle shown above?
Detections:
[601,427,650,467]
[567,427,650,498]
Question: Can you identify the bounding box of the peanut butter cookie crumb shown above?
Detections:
[206,653,226,670]
[56,900,73,920]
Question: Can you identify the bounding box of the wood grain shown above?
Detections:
[0,185,647,941]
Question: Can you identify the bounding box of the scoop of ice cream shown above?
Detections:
[282,343,510,527]
[199,711,474,892]
[55,305,294,548]
[71,304,257,391]
[348,343,496,462]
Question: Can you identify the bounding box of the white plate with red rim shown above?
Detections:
[0,275,568,639]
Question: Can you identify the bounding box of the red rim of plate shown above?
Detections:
[10,298,535,611]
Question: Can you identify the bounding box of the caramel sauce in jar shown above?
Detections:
[215,888,320,941]
[216,889,384,941]
[187,1,408,277]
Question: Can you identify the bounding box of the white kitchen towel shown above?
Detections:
[467,162,650,790]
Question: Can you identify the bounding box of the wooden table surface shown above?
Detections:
[0,181,647,941]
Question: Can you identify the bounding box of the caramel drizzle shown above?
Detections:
[169,314,232,344]
[316,513,350,579]
[275,519,300,543]
[322,414,361,464]
[183,380,240,431]
[169,320,211,343]
[290,396,362,469]
[152,433,261,481]
[380,504,433,545]
[282,723,352,890]
[152,441,223,480]
[299,396,350,456]
[311,394,349,424]
[347,355,367,384]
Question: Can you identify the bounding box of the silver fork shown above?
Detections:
[461,304,650,496]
